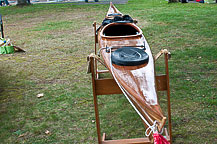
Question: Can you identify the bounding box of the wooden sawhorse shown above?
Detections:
[89,22,172,144]
[88,51,172,144]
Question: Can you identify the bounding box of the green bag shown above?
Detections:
[0,46,14,54]
[6,46,15,54]
[0,46,7,54]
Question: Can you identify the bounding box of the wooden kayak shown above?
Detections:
[97,3,166,134]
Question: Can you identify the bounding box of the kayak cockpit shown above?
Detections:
[101,23,142,38]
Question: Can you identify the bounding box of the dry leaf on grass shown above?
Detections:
[37,93,44,98]
[18,133,26,138]
[45,130,50,135]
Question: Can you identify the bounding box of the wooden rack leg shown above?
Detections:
[165,53,172,143]
[93,92,101,144]
[93,22,97,54]
[90,57,101,144]
[93,22,99,79]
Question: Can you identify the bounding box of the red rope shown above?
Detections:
[153,132,170,144]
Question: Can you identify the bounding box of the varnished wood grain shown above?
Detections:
[156,75,167,91]
[95,78,122,95]
[102,138,151,144]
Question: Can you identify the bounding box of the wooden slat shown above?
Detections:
[156,75,167,91]
[95,78,122,95]
[102,138,151,144]
[97,69,109,73]
[95,75,168,96]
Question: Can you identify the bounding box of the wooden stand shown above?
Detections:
[89,23,172,144]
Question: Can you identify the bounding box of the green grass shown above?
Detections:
[0,0,216,143]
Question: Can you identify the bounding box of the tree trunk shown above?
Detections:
[17,0,30,6]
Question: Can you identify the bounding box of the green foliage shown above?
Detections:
[0,0,216,143]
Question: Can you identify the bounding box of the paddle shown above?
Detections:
[0,14,4,38]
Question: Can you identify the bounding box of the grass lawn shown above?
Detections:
[0,0,216,143]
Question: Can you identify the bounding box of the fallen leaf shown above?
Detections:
[45,130,50,135]
[37,93,44,98]
[18,133,26,138]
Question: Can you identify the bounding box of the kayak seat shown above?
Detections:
[111,47,149,66]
